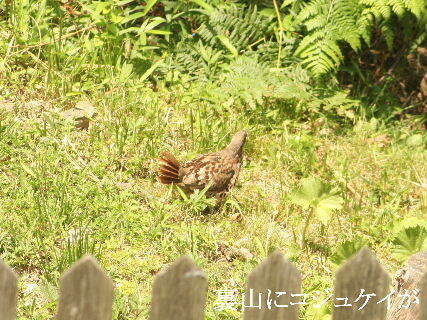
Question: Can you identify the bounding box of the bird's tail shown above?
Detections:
[158,151,181,184]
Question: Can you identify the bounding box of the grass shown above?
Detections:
[0,82,426,319]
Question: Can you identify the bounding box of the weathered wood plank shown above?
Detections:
[387,251,427,320]
[421,268,427,320]
[149,256,207,320]
[56,255,114,320]
[243,250,301,320]
[0,259,17,320]
[333,247,390,320]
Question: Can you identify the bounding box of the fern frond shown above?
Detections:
[197,4,271,52]
[214,56,338,110]
[295,0,425,75]
[295,0,366,75]
[160,39,225,80]
[380,20,396,50]
[361,0,426,18]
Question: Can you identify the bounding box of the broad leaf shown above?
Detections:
[301,177,323,199]
[391,226,427,262]
[315,195,344,224]
[289,177,343,224]
[331,238,367,266]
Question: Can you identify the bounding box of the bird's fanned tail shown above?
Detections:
[158,151,181,184]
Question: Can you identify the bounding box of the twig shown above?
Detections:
[273,0,284,68]
[301,208,314,249]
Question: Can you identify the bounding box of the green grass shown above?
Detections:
[0,82,426,319]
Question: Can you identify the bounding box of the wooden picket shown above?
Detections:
[333,247,390,320]
[421,272,427,320]
[56,255,114,320]
[387,251,427,320]
[243,250,301,320]
[0,259,17,320]
[0,248,425,319]
[150,255,207,320]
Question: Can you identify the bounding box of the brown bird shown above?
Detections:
[158,131,247,198]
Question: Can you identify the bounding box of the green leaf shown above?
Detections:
[116,0,135,5]
[305,301,332,320]
[406,134,424,147]
[315,195,344,224]
[142,0,159,16]
[21,163,36,178]
[301,177,324,199]
[315,206,331,224]
[289,177,343,224]
[120,12,148,24]
[139,59,163,82]
[289,177,322,207]
[331,238,367,266]
[119,62,133,81]
[147,30,172,35]
[289,190,312,209]
[392,217,427,237]
[190,0,215,14]
[281,0,297,8]
[260,8,276,17]
[217,35,238,56]
[176,185,189,201]
[391,226,427,262]
[139,17,166,33]
[321,196,344,210]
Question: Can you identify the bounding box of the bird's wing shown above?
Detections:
[181,153,239,191]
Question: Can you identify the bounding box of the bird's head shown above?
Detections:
[226,130,248,156]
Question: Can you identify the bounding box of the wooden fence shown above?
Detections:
[0,247,426,319]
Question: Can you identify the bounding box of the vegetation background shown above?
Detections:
[0,0,426,318]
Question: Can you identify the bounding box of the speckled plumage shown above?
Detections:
[158,131,247,197]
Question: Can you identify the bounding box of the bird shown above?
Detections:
[158,131,247,199]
